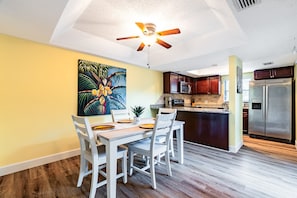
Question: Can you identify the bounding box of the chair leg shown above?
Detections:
[150,157,157,189]
[170,138,175,157]
[165,151,172,176]
[89,162,99,198]
[122,152,127,183]
[129,150,134,176]
[77,157,87,187]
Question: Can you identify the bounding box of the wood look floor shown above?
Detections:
[1,135,297,198]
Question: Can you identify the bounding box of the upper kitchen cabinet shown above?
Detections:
[163,72,179,93]
[163,72,193,94]
[195,75,221,95]
[254,66,294,80]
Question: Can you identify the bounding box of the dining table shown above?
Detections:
[92,118,185,198]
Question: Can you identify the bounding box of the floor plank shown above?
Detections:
[1,135,297,198]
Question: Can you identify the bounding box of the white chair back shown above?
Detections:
[158,108,177,115]
[72,115,98,160]
[151,112,176,154]
[111,109,131,122]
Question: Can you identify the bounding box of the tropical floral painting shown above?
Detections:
[77,59,127,116]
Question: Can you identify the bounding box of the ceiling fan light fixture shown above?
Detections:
[141,34,157,46]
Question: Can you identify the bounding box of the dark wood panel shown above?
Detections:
[209,75,220,94]
[2,136,297,198]
[163,72,179,93]
[176,111,228,150]
[243,108,248,133]
[195,77,209,94]
[254,66,294,80]
[195,75,220,95]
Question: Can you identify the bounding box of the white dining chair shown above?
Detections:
[128,112,176,189]
[71,115,127,198]
[157,108,177,159]
[111,109,131,122]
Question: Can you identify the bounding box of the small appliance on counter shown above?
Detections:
[172,99,184,106]
[164,96,172,108]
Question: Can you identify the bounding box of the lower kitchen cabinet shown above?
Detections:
[243,108,248,133]
[176,111,229,150]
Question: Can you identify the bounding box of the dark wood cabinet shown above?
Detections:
[163,72,179,93]
[163,72,193,94]
[243,108,248,133]
[163,72,220,95]
[195,77,209,94]
[195,75,220,95]
[254,66,294,80]
[176,111,229,150]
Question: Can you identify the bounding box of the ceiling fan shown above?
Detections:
[116,22,181,51]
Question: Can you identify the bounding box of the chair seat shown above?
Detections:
[129,140,167,155]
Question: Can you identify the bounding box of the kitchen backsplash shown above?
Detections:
[157,93,224,107]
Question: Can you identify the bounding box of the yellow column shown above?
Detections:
[228,55,243,152]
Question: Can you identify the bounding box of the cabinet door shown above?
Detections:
[163,72,179,93]
[192,79,197,94]
[196,77,209,94]
[254,69,271,80]
[243,109,248,133]
[170,73,179,93]
[209,75,220,95]
[273,66,294,78]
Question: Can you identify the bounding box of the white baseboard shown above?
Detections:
[229,140,243,153]
[0,148,80,177]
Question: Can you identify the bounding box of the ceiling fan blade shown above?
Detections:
[135,22,145,32]
[116,36,139,40]
[137,42,145,51]
[157,28,181,36]
[156,38,172,49]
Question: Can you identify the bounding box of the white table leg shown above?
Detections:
[175,124,184,164]
[106,141,117,198]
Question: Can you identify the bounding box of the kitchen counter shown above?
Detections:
[150,104,229,114]
[150,104,229,150]
[175,106,229,114]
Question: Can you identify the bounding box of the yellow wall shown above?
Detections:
[228,55,243,151]
[0,34,163,166]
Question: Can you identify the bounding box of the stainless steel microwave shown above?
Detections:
[180,81,191,94]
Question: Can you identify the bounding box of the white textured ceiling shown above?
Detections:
[1,0,297,77]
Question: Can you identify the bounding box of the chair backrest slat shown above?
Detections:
[72,115,98,156]
[151,112,176,151]
[111,109,131,122]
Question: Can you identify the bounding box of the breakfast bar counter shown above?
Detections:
[151,105,229,150]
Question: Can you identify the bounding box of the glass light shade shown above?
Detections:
[141,35,157,46]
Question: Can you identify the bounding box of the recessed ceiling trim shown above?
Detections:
[232,0,261,11]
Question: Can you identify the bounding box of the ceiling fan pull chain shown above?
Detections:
[147,45,151,69]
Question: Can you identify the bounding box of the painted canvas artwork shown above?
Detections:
[77,59,127,116]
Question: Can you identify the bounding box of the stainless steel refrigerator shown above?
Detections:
[248,78,293,142]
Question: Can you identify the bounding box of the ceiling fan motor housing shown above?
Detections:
[143,23,156,36]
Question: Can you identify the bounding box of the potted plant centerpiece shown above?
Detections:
[131,105,145,124]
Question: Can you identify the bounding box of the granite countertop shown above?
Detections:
[174,106,229,114]
[150,104,229,114]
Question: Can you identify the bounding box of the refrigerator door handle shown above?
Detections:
[265,85,268,119]
[263,86,266,119]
